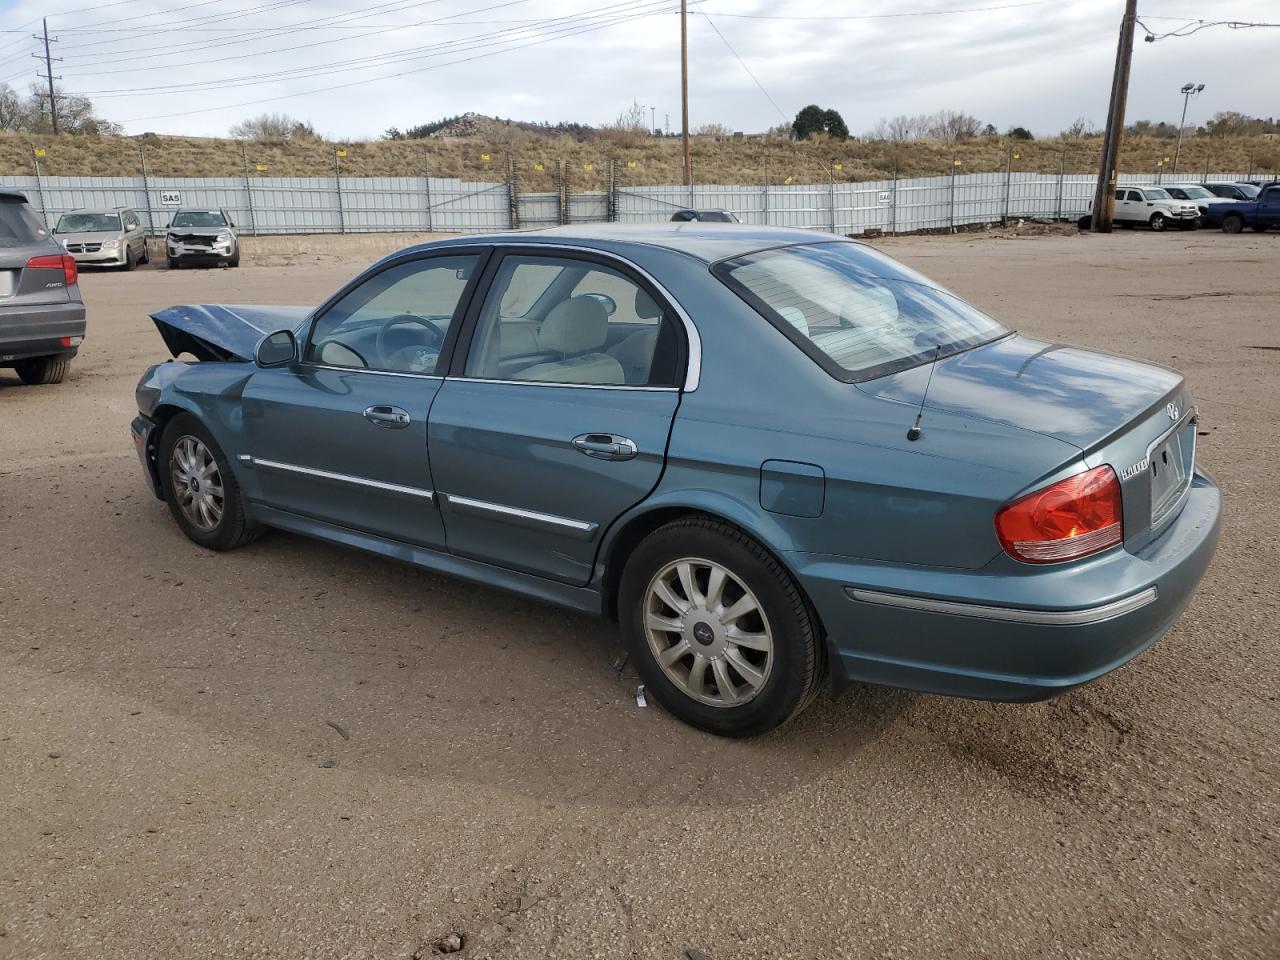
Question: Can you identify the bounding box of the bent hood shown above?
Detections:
[859,333,1184,452]
[150,304,311,362]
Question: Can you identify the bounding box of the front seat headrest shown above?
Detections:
[633,288,662,320]
[538,296,609,354]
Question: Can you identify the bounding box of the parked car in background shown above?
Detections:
[1202,182,1280,233]
[166,208,240,269]
[1079,187,1200,231]
[1162,184,1240,219]
[130,225,1220,737]
[53,207,148,270]
[1203,183,1261,202]
[0,190,85,385]
[671,209,741,223]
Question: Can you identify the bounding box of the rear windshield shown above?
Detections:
[0,195,49,247]
[171,211,227,228]
[55,212,121,233]
[713,241,1008,381]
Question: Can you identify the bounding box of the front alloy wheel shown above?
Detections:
[1149,212,1167,231]
[643,557,774,707]
[170,435,224,531]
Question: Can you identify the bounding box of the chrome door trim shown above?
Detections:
[303,363,445,381]
[447,376,677,392]
[488,241,703,392]
[443,493,597,538]
[243,456,435,500]
[847,586,1159,626]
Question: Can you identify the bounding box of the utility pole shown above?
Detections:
[34,18,60,135]
[1090,0,1138,232]
[680,0,691,186]
[1172,82,1204,175]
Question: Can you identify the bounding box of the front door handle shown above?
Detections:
[572,433,638,461]
[363,404,411,429]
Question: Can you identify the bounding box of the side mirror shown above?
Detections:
[255,329,296,368]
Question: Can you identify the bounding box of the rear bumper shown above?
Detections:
[0,301,86,361]
[793,469,1222,701]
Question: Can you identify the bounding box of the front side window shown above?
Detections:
[305,255,478,375]
[56,213,122,233]
[465,254,680,386]
[713,241,1008,382]
[171,210,227,228]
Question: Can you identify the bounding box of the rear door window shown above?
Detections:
[0,196,49,247]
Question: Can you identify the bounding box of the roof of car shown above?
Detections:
[63,207,130,215]
[418,223,846,264]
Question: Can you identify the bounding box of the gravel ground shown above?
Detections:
[1,229,1277,960]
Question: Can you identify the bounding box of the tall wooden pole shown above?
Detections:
[1090,0,1138,232]
[41,19,58,135]
[680,0,691,187]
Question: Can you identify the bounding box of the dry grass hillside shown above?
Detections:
[3,129,1276,189]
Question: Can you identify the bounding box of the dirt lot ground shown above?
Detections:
[1,229,1277,960]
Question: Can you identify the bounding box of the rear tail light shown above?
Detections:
[26,253,78,286]
[995,465,1123,563]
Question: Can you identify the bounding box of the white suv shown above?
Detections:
[1114,187,1200,231]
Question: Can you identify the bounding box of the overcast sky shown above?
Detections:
[0,0,1273,139]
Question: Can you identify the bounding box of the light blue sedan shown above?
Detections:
[131,225,1221,736]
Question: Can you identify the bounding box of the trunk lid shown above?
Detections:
[860,334,1196,549]
[150,304,311,362]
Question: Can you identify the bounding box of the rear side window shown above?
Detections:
[713,241,1007,382]
[0,195,49,247]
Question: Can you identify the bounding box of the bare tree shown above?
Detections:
[1061,116,1097,138]
[694,122,732,137]
[927,110,983,141]
[230,112,317,140]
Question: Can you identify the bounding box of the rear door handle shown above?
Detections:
[572,433,638,461]
[363,404,411,429]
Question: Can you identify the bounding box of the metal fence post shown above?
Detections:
[333,149,346,234]
[949,158,957,231]
[828,164,837,235]
[30,150,48,224]
[240,143,258,237]
[890,167,898,235]
[557,160,568,225]
[423,147,434,233]
[607,158,618,223]
[762,158,769,226]
[1002,147,1013,225]
[506,155,518,229]
[138,144,155,236]
[1055,149,1066,220]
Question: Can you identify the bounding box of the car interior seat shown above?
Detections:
[513,296,625,384]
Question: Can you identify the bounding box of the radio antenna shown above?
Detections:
[906,345,943,442]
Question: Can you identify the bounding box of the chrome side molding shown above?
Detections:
[443,493,597,538]
[243,456,435,500]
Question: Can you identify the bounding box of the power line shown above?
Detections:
[1136,16,1279,41]
[64,0,672,94]
[110,4,672,123]
[695,10,786,123]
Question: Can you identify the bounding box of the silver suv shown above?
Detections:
[166,208,240,269]
[53,207,149,270]
[0,190,87,385]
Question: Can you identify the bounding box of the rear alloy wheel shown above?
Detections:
[13,356,70,385]
[1223,215,1245,234]
[159,414,260,551]
[1149,212,1167,232]
[620,518,822,737]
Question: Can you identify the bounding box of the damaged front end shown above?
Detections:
[149,303,311,362]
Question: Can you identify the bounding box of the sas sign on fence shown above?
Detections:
[160,191,181,206]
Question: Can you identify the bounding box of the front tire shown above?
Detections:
[1223,215,1245,234]
[227,250,240,268]
[123,245,136,270]
[619,517,822,737]
[1149,212,1167,232]
[167,257,180,269]
[158,414,260,551]
[13,356,70,384]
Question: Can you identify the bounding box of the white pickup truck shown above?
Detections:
[1079,186,1201,231]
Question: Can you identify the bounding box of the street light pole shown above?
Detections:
[1171,82,1204,176]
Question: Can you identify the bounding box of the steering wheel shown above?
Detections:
[375,314,447,366]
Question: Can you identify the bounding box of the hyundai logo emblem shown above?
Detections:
[1166,402,1180,422]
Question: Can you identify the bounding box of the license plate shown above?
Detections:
[1150,423,1194,524]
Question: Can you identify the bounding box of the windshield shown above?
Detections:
[1236,184,1260,199]
[713,241,1008,381]
[55,213,121,233]
[1145,188,1171,200]
[1174,186,1213,199]
[171,211,227,228]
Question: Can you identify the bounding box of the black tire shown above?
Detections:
[139,242,150,264]
[619,517,823,737]
[124,245,136,270]
[1223,215,1245,234]
[227,251,240,268]
[158,413,260,551]
[1077,215,1091,231]
[1149,213,1167,232]
[14,356,70,385]
[167,257,180,269]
